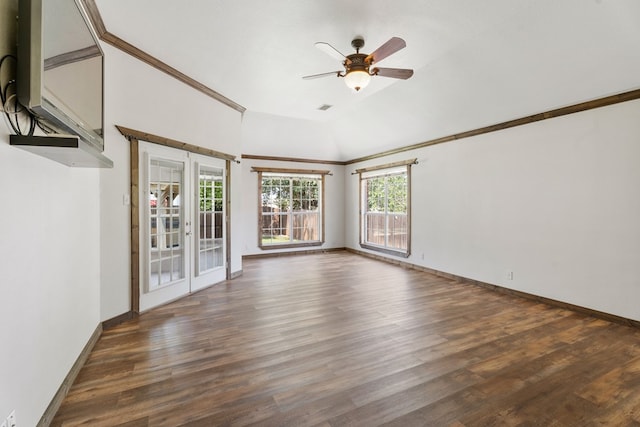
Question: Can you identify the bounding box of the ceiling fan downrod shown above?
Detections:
[351,37,365,53]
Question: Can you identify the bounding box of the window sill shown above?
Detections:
[360,243,410,258]
[260,241,323,250]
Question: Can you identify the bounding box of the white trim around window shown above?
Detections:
[253,167,329,250]
[357,159,415,258]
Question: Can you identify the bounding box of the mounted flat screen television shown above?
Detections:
[13,0,113,167]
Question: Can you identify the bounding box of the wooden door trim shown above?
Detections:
[117,126,236,162]
[130,137,140,312]
[118,125,234,313]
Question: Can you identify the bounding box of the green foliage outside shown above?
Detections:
[261,175,321,245]
[366,173,407,213]
[261,177,320,211]
[199,179,223,212]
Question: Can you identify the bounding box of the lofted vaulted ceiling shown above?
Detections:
[94,0,640,161]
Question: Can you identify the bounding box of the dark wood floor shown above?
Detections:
[53,251,640,426]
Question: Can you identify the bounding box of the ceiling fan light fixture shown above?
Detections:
[304,37,412,92]
[344,69,371,92]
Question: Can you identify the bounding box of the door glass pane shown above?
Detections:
[149,158,184,289]
[197,165,224,275]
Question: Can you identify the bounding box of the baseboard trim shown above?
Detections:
[346,247,640,329]
[230,269,243,279]
[37,323,103,427]
[243,247,346,260]
[102,311,137,330]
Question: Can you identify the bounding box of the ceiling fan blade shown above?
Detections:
[373,67,414,80]
[365,37,406,64]
[315,42,351,64]
[302,71,342,80]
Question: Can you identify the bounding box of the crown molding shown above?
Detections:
[345,88,640,165]
[78,0,640,165]
[79,0,246,114]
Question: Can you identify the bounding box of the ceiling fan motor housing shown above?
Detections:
[345,53,371,74]
[344,53,372,91]
[345,39,371,91]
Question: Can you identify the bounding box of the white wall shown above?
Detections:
[1,1,244,422]
[99,43,243,320]
[241,111,344,160]
[0,145,102,426]
[346,99,640,321]
[240,159,345,256]
[2,0,638,422]
[1,2,101,425]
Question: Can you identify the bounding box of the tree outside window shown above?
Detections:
[359,160,413,257]
[254,168,327,249]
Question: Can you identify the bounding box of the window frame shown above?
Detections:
[357,159,415,258]
[253,167,328,250]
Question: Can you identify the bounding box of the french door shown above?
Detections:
[139,142,227,311]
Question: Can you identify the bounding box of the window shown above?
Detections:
[253,167,328,249]
[358,159,415,257]
[197,164,224,274]
[148,158,184,289]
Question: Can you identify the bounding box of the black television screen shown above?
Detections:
[17,0,105,154]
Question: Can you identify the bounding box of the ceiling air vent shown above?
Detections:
[318,104,332,111]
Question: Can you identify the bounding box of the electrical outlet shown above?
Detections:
[506,271,514,280]
[7,410,16,427]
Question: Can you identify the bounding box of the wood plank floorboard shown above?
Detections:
[52,251,640,426]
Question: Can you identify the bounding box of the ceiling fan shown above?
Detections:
[303,36,414,92]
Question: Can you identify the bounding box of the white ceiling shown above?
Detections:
[94,0,640,160]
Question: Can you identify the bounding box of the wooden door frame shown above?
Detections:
[117,125,236,313]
